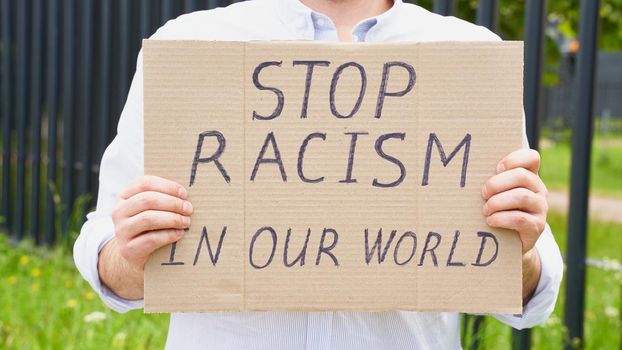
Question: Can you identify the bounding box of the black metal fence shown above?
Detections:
[0,0,606,349]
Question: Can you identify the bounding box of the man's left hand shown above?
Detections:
[481,148,548,253]
[481,148,547,302]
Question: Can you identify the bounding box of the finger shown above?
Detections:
[497,149,540,174]
[122,229,185,261]
[483,187,547,216]
[120,175,188,200]
[121,191,193,217]
[482,167,547,200]
[485,210,545,251]
[118,210,191,240]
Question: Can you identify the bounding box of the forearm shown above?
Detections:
[522,246,541,304]
[98,237,145,300]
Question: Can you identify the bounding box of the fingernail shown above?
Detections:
[183,201,193,214]
[496,162,505,174]
[481,186,488,199]
[482,203,488,215]
[178,187,188,199]
[182,216,191,226]
[176,229,185,237]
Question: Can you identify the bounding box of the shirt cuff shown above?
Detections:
[73,212,145,313]
[491,223,564,329]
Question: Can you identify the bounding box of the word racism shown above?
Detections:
[162,59,499,270]
[189,60,471,188]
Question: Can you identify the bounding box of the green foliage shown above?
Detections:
[460,0,622,52]
[412,0,622,87]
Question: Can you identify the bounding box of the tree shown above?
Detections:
[413,0,622,86]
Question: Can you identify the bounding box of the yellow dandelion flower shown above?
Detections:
[7,276,17,285]
[30,268,41,278]
[19,255,30,266]
[65,280,75,288]
[66,299,78,308]
[31,283,40,292]
[84,291,95,301]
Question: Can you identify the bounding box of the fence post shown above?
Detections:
[433,0,455,16]
[0,0,13,231]
[61,0,76,233]
[140,0,153,39]
[469,1,499,348]
[523,0,546,149]
[77,0,94,199]
[98,0,113,166]
[29,0,44,242]
[564,0,600,348]
[477,0,498,31]
[44,0,61,244]
[116,0,131,129]
[207,0,222,10]
[14,0,31,240]
[185,0,201,12]
[161,0,176,24]
[512,1,547,349]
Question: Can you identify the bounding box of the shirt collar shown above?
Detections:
[276,0,403,40]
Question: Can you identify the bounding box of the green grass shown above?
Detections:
[0,211,620,349]
[473,212,622,350]
[0,237,169,349]
[540,131,622,198]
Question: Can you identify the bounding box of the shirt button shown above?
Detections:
[316,18,326,27]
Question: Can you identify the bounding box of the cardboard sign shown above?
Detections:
[143,40,524,314]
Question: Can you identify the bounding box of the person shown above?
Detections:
[74,0,564,348]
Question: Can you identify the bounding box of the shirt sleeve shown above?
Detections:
[489,112,564,329]
[491,223,564,329]
[72,50,146,313]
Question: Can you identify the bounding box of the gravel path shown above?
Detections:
[547,190,622,223]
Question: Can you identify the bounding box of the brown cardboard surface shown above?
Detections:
[143,40,524,314]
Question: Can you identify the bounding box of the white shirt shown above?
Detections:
[73,0,564,349]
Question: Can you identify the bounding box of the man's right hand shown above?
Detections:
[98,175,193,300]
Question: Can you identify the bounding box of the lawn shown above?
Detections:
[1,211,620,349]
[0,237,169,349]
[471,212,622,350]
[539,130,622,198]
